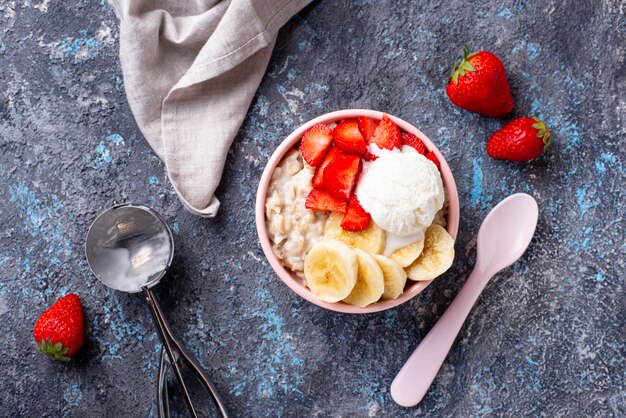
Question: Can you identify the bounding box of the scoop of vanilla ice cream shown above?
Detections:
[356,148,444,236]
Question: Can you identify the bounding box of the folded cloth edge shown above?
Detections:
[109,0,313,217]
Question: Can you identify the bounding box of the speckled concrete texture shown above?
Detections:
[0,0,624,416]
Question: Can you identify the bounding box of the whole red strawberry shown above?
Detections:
[486,117,551,162]
[34,294,84,361]
[446,46,514,118]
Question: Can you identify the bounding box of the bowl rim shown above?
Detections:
[255,109,460,314]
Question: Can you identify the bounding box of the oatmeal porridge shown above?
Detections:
[265,149,328,274]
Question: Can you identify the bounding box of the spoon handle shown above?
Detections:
[390,267,491,407]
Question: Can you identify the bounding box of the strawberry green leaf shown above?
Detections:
[461,61,476,72]
[37,338,71,362]
[450,45,477,85]
[531,117,551,149]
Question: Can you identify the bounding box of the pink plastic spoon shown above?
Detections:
[391,193,539,407]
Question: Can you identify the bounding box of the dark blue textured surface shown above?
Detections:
[0,0,624,416]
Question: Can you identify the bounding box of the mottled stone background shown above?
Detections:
[0,0,624,417]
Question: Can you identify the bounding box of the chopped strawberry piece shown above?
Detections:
[305,189,348,213]
[323,154,362,201]
[312,147,345,189]
[332,119,367,156]
[357,116,378,142]
[401,132,426,154]
[363,152,378,162]
[341,196,371,231]
[425,151,441,171]
[370,114,401,150]
[299,123,333,166]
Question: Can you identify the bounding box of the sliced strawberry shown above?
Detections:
[425,151,441,171]
[305,189,348,213]
[363,152,378,162]
[370,114,401,150]
[299,123,333,166]
[357,116,378,142]
[332,119,367,156]
[401,132,426,154]
[341,196,371,231]
[312,147,345,189]
[323,154,362,201]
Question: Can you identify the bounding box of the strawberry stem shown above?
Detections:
[449,45,477,85]
[37,338,71,362]
[531,116,552,150]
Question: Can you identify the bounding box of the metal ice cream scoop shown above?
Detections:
[85,203,228,418]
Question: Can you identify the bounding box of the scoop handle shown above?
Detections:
[390,266,491,407]
[143,287,229,418]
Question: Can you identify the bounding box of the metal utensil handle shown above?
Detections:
[144,287,230,418]
[144,287,199,417]
[157,348,171,418]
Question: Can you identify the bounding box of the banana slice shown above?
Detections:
[406,224,455,281]
[343,249,385,307]
[324,212,386,254]
[304,240,358,303]
[373,254,407,300]
[389,239,425,267]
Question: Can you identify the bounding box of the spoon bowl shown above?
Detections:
[476,193,539,275]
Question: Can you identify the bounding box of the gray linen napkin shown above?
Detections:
[109,0,312,216]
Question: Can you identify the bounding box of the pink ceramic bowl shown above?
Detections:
[255,109,460,314]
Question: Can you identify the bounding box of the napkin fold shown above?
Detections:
[109,0,312,216]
